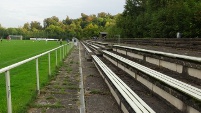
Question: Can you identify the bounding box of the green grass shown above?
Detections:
[31,101,65,108]
[0,40,72,113]
[90,89,109,95]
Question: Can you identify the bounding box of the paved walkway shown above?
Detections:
[28,43,121,113]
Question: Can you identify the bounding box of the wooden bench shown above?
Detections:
[92,55,155,113]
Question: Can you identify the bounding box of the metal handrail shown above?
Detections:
[0,42,73,113]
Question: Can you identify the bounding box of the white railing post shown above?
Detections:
[60,48,62,61]
[5,71,12,113]
[63,45,65,59]
[56,50,58,66]
[64,45,66,56]
[48,53,51,76]
[67,44,69,53]
[36,58,40,94]
[65,44,67,56]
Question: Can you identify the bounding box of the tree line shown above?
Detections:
[115,0,201,38]
[0,0,200,40]
[0,12,117,40]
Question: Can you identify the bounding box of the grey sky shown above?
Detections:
[0,0,125,28]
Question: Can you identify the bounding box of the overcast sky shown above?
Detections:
[0,0,125,28]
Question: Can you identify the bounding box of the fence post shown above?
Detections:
[36,58,40,94]
[48,53,51,76]
[63,45,65,59]
[56,50,58,66]
[65,44,67,56]
[5,71,12,113]
[64,45,66,56]
[60,47,62,61]
[67,44,69,53]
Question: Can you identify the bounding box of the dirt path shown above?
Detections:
[28,43,122,113]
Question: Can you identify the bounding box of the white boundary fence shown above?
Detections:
[0,42,73,113]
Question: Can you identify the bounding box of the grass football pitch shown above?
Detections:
[0,40,71,113]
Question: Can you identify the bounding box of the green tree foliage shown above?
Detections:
[115,0,201,38]
[23,22,30,31]
[63,16,73,25]
[0,26,6,38]
[43,16,60,28]
[0,1,200,40]
[83,23,99,38]
[30,21,42,30]
[6,28,18,35]
[45,25,64,38]
[0,12,117,40]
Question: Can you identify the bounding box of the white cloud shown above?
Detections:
[0,0,125,28]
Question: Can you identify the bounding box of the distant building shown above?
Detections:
[99,32,107,39]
